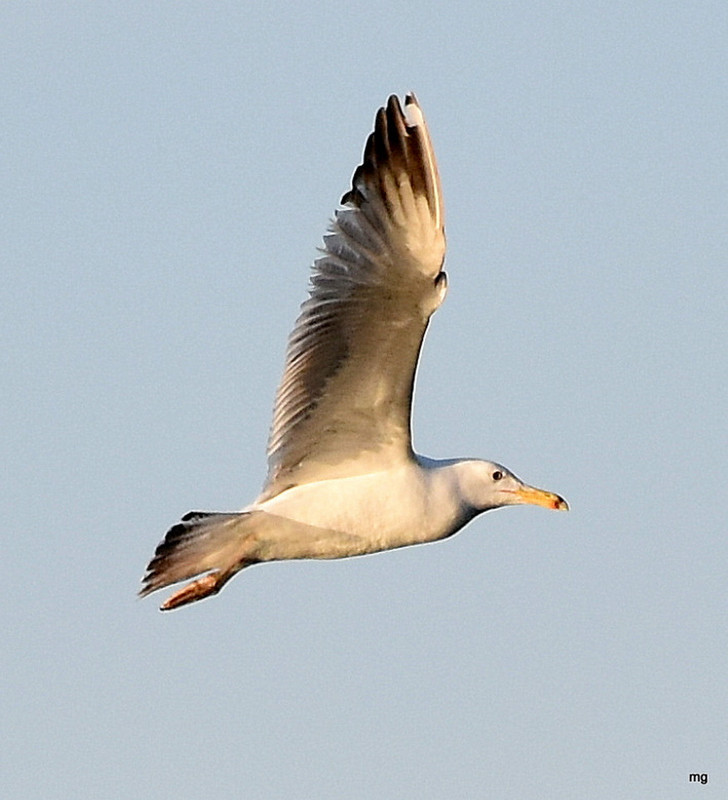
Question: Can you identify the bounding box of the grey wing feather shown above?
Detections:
[263,94,446,497]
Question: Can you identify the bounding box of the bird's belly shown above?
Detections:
[254,467,436,554]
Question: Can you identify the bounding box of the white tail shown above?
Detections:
[140,511,256,610]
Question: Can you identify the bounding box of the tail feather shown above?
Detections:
[140,510,256,606]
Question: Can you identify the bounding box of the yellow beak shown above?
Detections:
[512,485,569,511]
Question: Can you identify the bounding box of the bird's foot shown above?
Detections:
[160,573,222,611]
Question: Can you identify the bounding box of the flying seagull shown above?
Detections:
[140,93,568,611]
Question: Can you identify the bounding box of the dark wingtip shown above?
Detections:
[139,511,212,597]
[341,93,420,209]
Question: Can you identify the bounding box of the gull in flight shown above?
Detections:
[141,93,568,611]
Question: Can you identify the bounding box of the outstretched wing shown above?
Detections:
[263,94,447,497]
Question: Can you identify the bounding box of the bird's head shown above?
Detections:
[458,460,569,514]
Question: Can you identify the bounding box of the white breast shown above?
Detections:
[253,460,466,551]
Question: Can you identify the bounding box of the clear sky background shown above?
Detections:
[3,3,726,798]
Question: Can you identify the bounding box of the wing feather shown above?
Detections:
[263,94,446,496]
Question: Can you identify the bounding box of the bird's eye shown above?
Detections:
[492,470,503,481]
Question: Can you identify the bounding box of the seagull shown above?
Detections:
[140,93,568,611]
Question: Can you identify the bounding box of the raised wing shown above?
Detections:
[263,94,446,497]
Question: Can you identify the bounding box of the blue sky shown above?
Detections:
[3,3,726,798]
